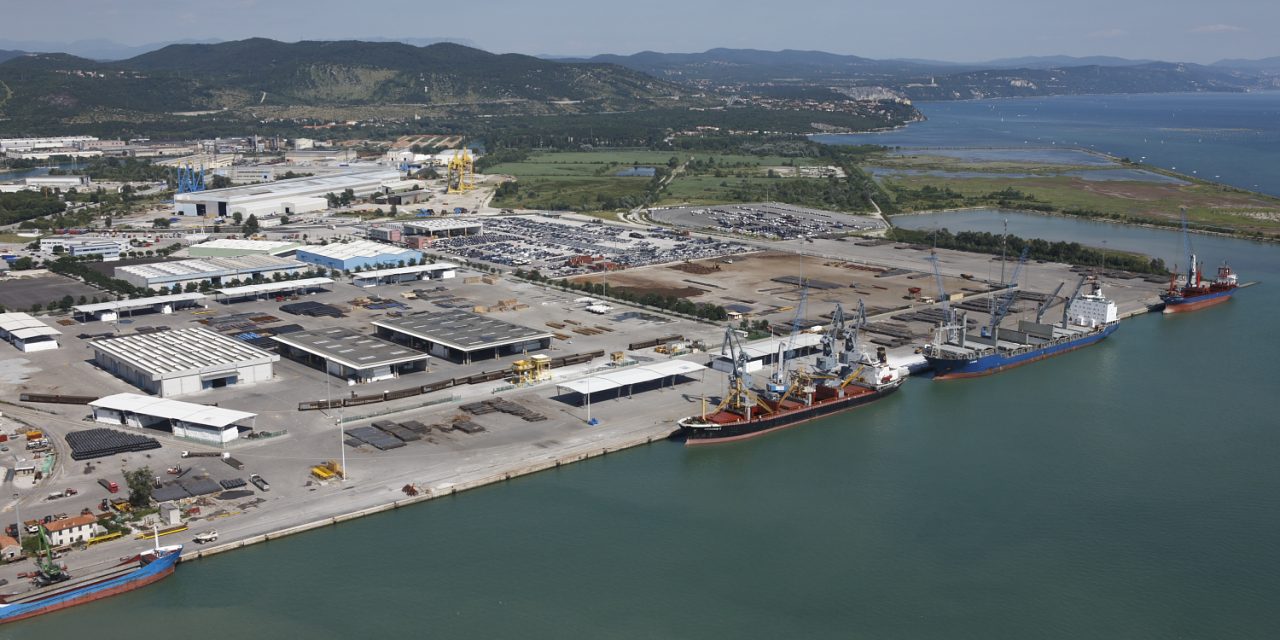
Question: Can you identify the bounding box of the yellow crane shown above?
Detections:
[446,150,476,194]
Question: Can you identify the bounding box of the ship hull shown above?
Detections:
[679,383,901,445]
[0,548,181,624]
[927,323,1118,380]
[1161,287,1235,313]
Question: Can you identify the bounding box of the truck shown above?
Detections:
[249,474,270,491]
[98,478,119,493]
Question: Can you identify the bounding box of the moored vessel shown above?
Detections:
[1161,207,1240,313]
[0,525,183,624]
[923,269,1120,380]
[678,302,905,445]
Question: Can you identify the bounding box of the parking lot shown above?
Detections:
[648,202,887,240]
[427,214,748,277]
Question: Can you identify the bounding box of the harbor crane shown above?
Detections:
[1034,282,1065,324]
[928,251,959,342]
[768,286,808,394]
[987,247,1030,341]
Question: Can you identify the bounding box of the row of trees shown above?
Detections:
[891,227,1169,275]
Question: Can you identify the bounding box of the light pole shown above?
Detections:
[323,356,347,482]
[13,492,21,546]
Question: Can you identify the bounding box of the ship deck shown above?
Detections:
[930,323,1095,359]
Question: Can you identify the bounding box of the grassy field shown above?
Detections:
[867,151,1280,237]
[660,176,786,204]
[884,174,1280,235]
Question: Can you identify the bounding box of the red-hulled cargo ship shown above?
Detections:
[678,303,904,445]
[1161,257,1239,313]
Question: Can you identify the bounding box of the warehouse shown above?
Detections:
[115,255,308,291]
[173,168,401,218]
[188,238,302,258]
[351,262,457,288]
[373,310,552,364]
[402,219,483,239]
[73,292,207,322]
[273,327,431,383]
[92,327,279,397]
[89,393,257,445]
[0,312,60,352]
[295,240,423,272]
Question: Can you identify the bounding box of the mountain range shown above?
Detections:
[0,39,684,128]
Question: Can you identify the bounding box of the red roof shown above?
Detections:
[44,514,97,533]
[0,535,18,548]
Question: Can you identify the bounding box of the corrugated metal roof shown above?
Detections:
[73,292,207,314]
[91,327,279,378]
[90,392,256,428]
[215,277,334,297]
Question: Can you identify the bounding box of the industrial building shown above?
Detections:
[272,327,431,383]
[38,235,128,261]
[173,168,401,218]
[89,393,258,445]
[402,219,483,239]
[0,312,60,352]
[350,262,457,288]
[188,238,302,258]
[295,240,422,272]
[213,277,334,303]
[710,333,824,373]
[91,327,279,397]
[373,310,552,363]
[73,292,207,322]
[115,255,307,291]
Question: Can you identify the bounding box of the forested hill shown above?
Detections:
[0,39,687,126]
[567,48,1272,98]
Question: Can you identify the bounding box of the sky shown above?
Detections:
[2,0,1277,63]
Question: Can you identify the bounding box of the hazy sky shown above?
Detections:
[4,0,1277,62]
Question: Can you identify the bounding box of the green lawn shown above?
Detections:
[660,176,786,204]
[491,176,651,211]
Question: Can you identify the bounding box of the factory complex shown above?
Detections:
[173,169,403,219]
[115,255,308,291]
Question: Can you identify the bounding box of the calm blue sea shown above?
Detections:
[817,91,1280,196]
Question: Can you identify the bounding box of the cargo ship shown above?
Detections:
[0,525,182,625]
[923,273,1119,380]
[678,303,905,444]
[1161,206,1240,314]
[1160,255,1239,314]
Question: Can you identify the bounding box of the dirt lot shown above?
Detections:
[0,275,104,310]
[574,250,985,325]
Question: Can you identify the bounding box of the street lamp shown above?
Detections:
[13,492,20,546]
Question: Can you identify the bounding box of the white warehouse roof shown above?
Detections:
[90,393,256,428]
[557,360,707,395]
[189,238,302,255]
[0,312,61,340]
[174,169,402,206]
[298,240,413,260]
[214,277,334,298]
[73,292,207,314]
[350,262,458,279]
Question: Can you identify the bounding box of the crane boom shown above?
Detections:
[987,247,1029,338]
[1035,282,1065,324]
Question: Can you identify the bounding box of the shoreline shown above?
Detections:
[180,426,675,563]
[886,205,1280,245]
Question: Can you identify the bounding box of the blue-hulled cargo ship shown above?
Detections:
[923,274,1119,380]
[0,525,182,625]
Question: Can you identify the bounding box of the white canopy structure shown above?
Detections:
[89,392,257,445]
[556,359,707,396]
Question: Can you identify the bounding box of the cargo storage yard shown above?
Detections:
[0,200,1165,592]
